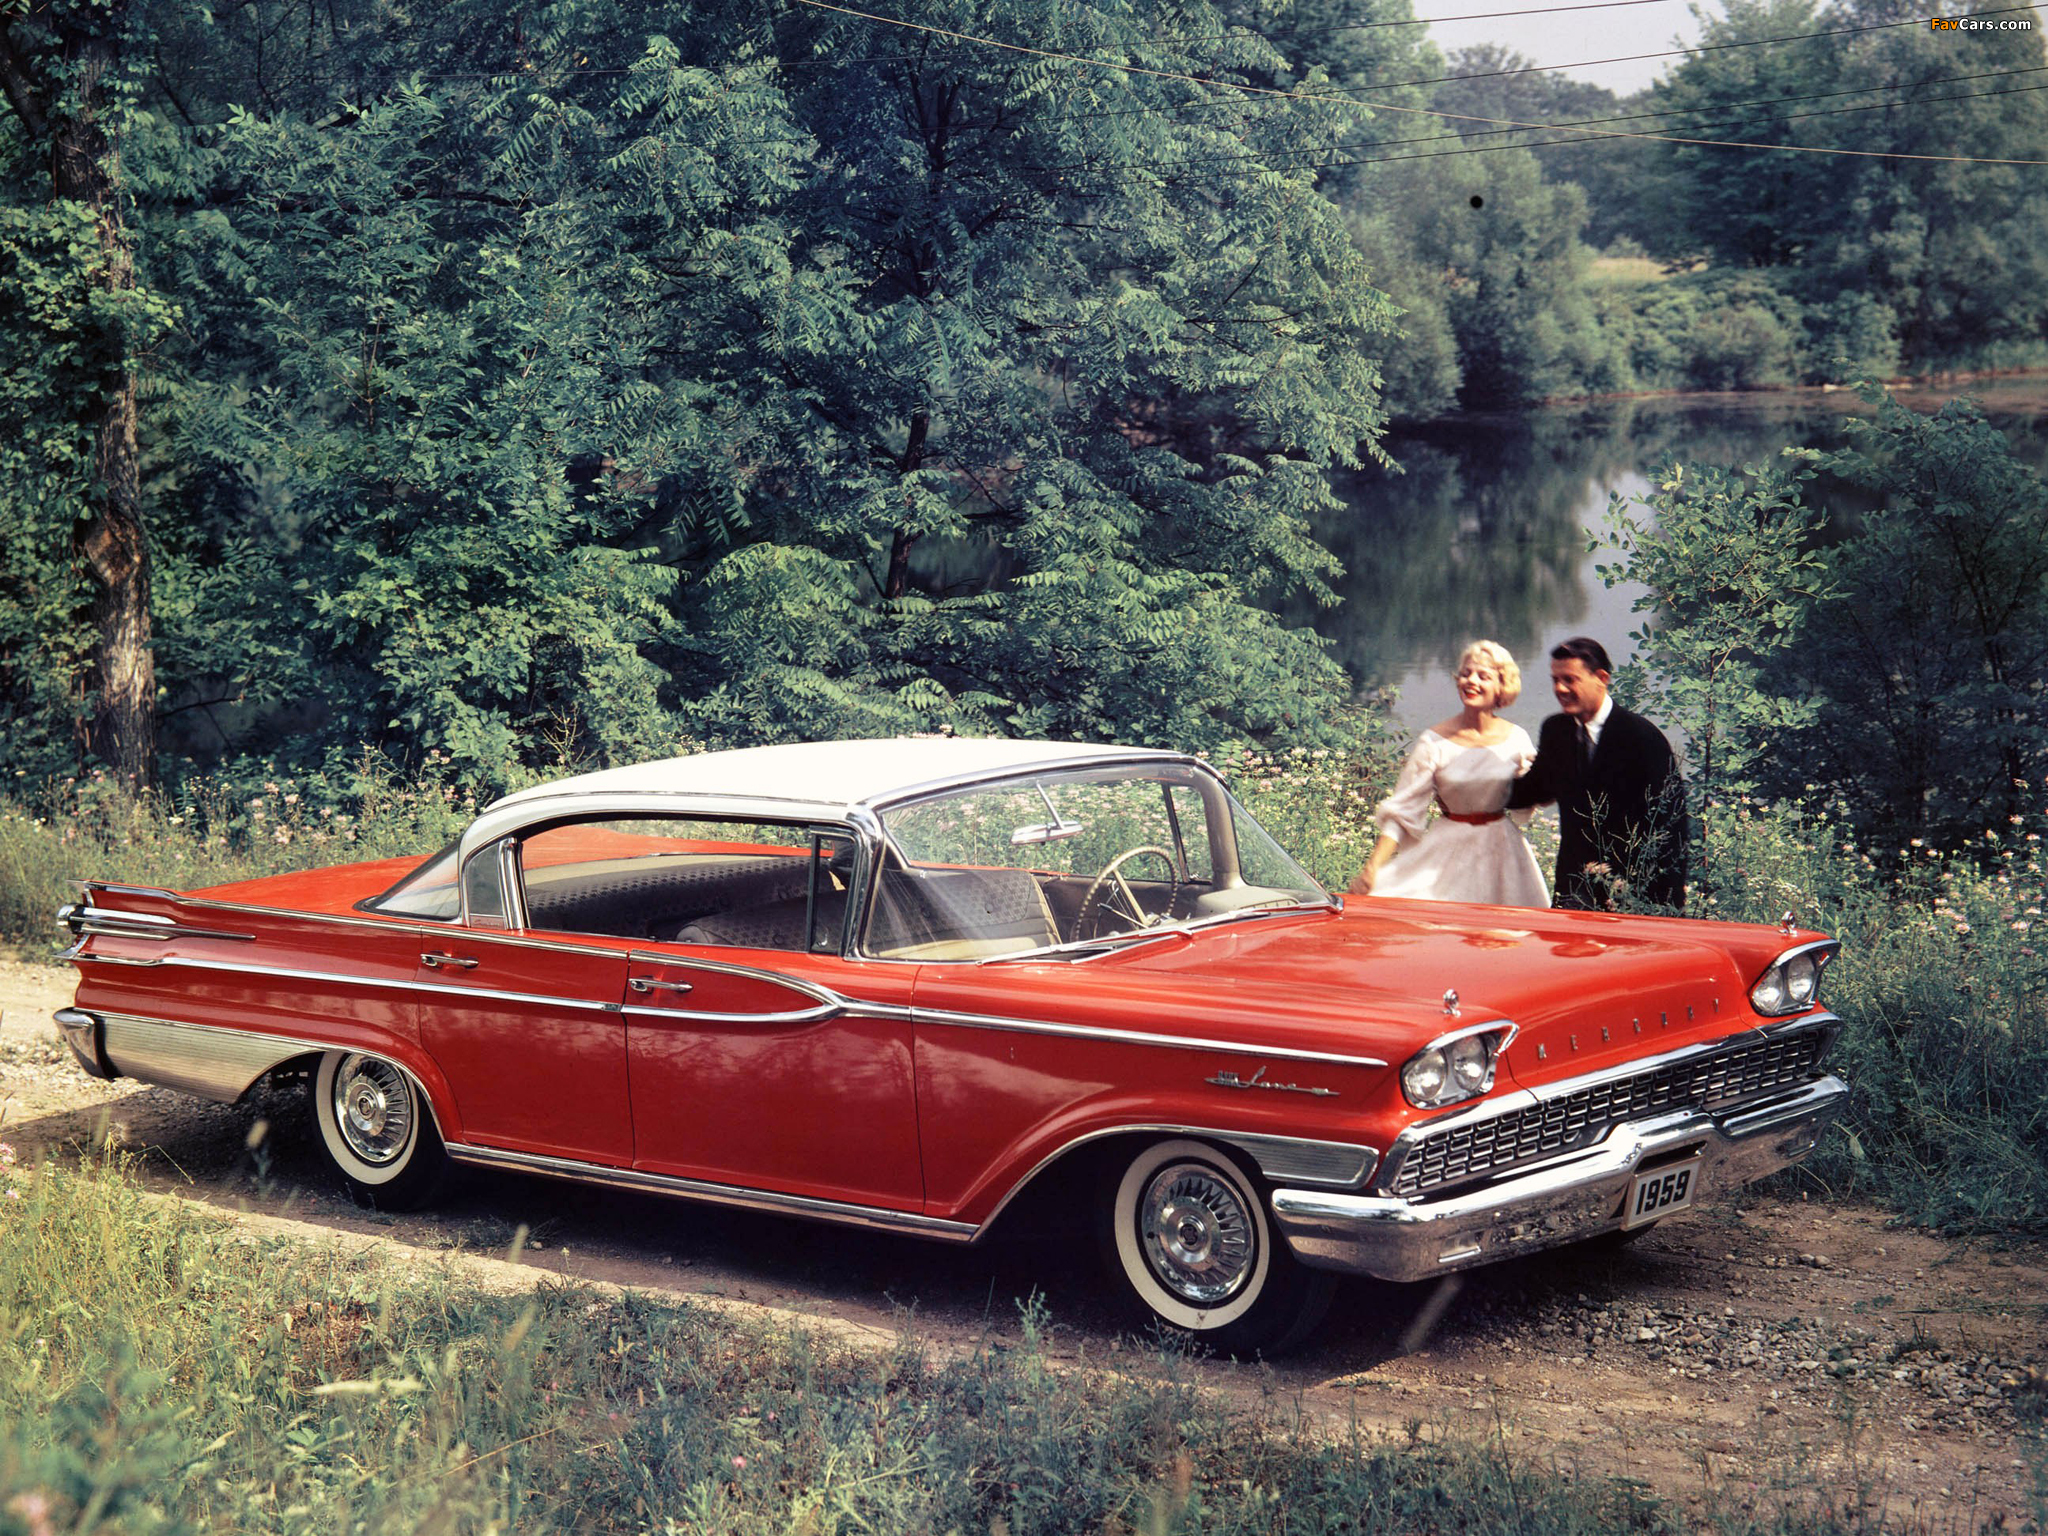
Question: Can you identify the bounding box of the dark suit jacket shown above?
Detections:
[1509,705,1688,912]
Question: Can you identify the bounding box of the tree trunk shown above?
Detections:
[2,6,155,785]
[884,410,931,601]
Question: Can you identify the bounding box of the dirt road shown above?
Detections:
[4,956,2041,1527]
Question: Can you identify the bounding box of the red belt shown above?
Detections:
[1438,806,1504,825]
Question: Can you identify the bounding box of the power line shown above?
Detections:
[1014,63,2048,180]
[791,0,2048,166]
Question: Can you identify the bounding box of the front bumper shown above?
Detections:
[1270,1074,1848,1284]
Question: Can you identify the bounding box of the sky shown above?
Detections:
[1424,0,1704,93]
[1422,0,2048,95]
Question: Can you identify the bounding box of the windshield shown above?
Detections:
[869,763,1327,960]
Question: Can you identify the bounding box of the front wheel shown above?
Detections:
[312,1050,449,1209]
[1102,1139,1335,1357]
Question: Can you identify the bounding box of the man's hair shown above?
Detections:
[1550,636,1613,675]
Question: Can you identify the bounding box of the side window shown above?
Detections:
[515,816,854,951]
[463,842,511,928]
[361,843,461,920]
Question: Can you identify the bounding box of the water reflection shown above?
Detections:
[1316,380,2048,737]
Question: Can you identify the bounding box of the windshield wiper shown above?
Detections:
[982,927,1195,964]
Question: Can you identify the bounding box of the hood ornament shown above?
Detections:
[1442,988,1461,1017]
[1778,910,1796,937]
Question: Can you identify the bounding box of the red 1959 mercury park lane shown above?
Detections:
[55,738,1844,1352]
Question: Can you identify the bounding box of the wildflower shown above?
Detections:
[263,781,279,793]
[5,1491,54,1536]
[732,1456,746,1470]
[3,1189,16,1202]
[1909,838,1923,848]
[283,793,299,806]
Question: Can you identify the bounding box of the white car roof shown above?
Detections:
[479,736,1187,828]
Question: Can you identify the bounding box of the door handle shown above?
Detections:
[627,978,694,995]
[421,952,480,970]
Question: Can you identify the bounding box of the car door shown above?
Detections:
[413,838,634,1165]
[621,831,923,1212]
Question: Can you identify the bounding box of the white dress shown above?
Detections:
[1369,727,1550,907]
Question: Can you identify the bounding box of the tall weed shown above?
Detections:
[0,750,493,952]
[7,1154,2007,1535]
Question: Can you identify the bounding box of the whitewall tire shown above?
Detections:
[1104,1139,1335,1355]
[312,1050,448,1209]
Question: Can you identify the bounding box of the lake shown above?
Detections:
[1302,378,2048,740]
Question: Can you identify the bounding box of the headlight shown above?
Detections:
[1400,1024,1510,1109]
[1750,942,1837,1016]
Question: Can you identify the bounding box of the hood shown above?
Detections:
[1085,898,1812,1086]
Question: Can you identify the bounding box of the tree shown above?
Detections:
[1775,390,2048,840]
[1638,0,2048,369]
[94,0,1403,781]
[1597,455,1833,889]
[0,0,175,785]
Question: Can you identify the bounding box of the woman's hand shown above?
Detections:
[1350,832,1399,896]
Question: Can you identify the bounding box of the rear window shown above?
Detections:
[360,843,461,920]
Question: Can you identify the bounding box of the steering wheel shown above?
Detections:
[1073,845,1184,941]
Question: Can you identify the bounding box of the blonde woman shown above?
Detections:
[1349,641,1549,907]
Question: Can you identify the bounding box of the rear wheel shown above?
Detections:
[312,1050,448,1209]
[1102,1139,1335,1357]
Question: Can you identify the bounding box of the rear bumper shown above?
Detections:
[53,1007,116,1080]
[1270,1074,1848,1283]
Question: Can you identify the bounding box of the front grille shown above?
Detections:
[1388,1027,1831,1198]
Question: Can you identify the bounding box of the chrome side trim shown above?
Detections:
[622,1004,841,1026]
[913,1006,1389,1069]
[94,1012,324,1102]
[57,904,255,943]
[443,1143,978,1240]
[625,952,841,1006]
[78,954,629,1015]
[1217,1130,1379,1188]
[1374,1011,1841,1195]
[974,1122,1382,1234]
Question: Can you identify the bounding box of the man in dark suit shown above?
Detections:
[1508,637,1688,912]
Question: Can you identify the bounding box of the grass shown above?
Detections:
[1586,256,1673,291]
[5,1152,2039,1536]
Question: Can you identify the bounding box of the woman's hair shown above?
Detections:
[1458,639,1521,706]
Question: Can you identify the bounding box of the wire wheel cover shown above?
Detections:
[1138,1162,1258,1306]
[332,1053,414,1166]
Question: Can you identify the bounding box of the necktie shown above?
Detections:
[1575,720,1592,778]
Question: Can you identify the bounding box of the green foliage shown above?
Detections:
[1597,453,1834,846]
[0,0,1407,784]
[1695,795,2048,1239]
[1770,389,2048,843]
[1630,0,2048,371]
[1345,148,1619,411]
[1602,385,2048,848]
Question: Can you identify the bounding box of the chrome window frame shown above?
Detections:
[471,810,868,958]
[847,759,1330,964]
